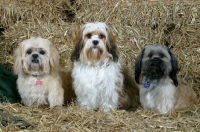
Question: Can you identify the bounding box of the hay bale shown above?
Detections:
[0,0,199,131]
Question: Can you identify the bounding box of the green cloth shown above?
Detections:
[0,110,32,128]
[0,65,21,103]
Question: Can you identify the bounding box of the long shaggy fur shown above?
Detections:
[135,44,197,113]
[71,22,139,112]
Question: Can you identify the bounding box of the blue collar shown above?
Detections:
[143,75,152,88]
[143,82,150,88]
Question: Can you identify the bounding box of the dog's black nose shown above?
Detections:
[32,54,39,59]
[92,40,99,45]
[153,57,161,62]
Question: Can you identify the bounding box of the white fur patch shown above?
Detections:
[17,73,64,107]
[140,77,176,113]
[72,61,123,112]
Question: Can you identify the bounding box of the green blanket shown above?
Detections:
[0,65,21,103]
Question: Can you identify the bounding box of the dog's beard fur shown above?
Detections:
[87,47,104,60]
[23,54,50,76]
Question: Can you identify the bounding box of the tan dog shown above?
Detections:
[135,44,197,113]
[14,36,75,107]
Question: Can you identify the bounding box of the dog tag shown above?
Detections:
[143,82,150,88]
[36,80,43,85]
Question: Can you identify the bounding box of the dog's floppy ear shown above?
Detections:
[168,48,178,86]
[49,43,60,75]
[13,44,23,75]
[107,30,118,62]
[135,48,145,84]
[71,30,83,62]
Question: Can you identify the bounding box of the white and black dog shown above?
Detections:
[135,44,197,113]
[71,22,139,112]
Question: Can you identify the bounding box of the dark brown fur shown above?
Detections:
[118,68,140,110]
[60,70,76,104]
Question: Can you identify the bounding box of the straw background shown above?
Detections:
[0,0,199,131]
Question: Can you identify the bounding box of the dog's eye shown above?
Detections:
[40,50,45,55]
[159,53,165,58]
[148,52,153,58]
[99,34,105,39]
[86,33,91,39]
[27,49,32,54]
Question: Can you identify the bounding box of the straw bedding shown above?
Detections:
[0,0,199,131]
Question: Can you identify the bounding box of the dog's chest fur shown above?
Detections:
[72,61,123,111]
[139,77,176,113]
[17,71,64,107]
[17,74,50,106]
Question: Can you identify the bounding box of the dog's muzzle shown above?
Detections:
[32,54,39,63]
[147,57,165,77]
[150,57,161,66]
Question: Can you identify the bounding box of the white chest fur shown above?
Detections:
[72,61,123,112]
[17,74,48,106]
[17,73,63,107]
[139,77,176,113]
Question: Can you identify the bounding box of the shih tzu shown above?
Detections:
[14,36,75,107]
[135,44,197,113]
[71,22,139,112]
